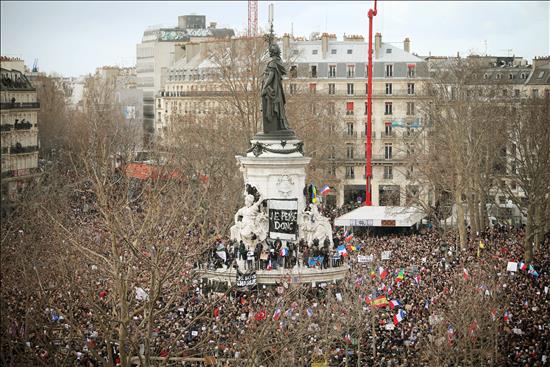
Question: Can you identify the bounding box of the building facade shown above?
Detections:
[154,32,429,207]
[1,57,40,212]
[136,15,234,146]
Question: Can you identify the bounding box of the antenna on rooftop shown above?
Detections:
[267,3,275,45]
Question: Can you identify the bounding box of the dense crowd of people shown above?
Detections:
[3,204,549,366]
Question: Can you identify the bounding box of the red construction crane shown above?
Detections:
[248,0,258,37]
[365,0,378,206]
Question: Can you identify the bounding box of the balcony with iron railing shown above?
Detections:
[0,102,40,110]
[8,145,39,155]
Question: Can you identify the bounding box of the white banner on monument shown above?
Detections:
[268,199,298,241]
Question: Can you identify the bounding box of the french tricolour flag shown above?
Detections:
[337,245,348,257]
[393,309,406,325]
[320,185,331,195]
[389,300,401,310]
[280,248,289,257]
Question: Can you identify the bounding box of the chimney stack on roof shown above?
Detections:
[283,33,291,60]
[404,37,410,53]
[375,33,382,59]
[321,33,329,59]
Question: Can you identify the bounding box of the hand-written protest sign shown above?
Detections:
[357,254,374,263]
[236,271,257,288]
[268,199,298,240]
[506,262,518,272]
[381,251,392,260]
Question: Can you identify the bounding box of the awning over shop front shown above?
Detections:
[334,206,425,227]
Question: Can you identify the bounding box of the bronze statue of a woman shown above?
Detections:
[261,43,290,134]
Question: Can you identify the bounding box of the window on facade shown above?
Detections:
[509,73,514,80]
[384,102,393,115]
[385,83,393,95]
[520,73,526,79]
[346,101,354,115]
[407,102,415,115]
[384,144,393,159]
[502,89,508,97]
[331,49,337,54]
[483,73,489,79]
[385,64,393,77]
[309,83,317,94]
[365,83,369,94]
[290,65,297,78]
[347,65,355,78]
[329,146,336,159]
[346,144,354,159]
[532,89,539,98]
[384,166,393,179]
[310,65,317,78]
[329,65,336,77]
[364,101,368,115]
[327,102,335,115]
[537,71,544,79]
[347,83,354,95]
[514,89,520,97]
[385,124,392,136]
[407,83,415,95]
[347,49,353,54]
[407,64,416,77]
[312,49,318,55]
[329,165,336,176]
[328,83,336,95]
[386,48,393,54]
[346,166,355,179]
[496,73,502,80]
[347,123,354,135]
[290,83,297,95]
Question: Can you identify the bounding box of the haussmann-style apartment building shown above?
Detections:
[1,56,40,213]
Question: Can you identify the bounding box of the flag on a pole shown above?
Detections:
[344,231,354,242]
[519,261,527,271]
[255,310,267,321]
[447,324,455,345]
[528,265,539,277]
[337,245,348,257]
[389,300,401,310]
[463,268,470,281]
[280,248,289,257]
[372,295,389,308]
[306,307,314,317]
[320,185,331,195]
[503,310,511,323]
[413,275,421,285]
[378,266,388,280]
[272,308,282,321]
[393,309,406,325]
[396,269,405,282]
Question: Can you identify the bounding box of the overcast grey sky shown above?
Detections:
[1,1,548,77]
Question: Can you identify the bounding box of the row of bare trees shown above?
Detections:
[402,57,550,260]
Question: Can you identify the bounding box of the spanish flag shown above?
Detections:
[372,295,389,308]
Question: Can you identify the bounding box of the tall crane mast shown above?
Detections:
[248,0,258,37]
[365,0,378,206]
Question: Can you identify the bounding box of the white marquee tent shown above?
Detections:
[334,206,425,227]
